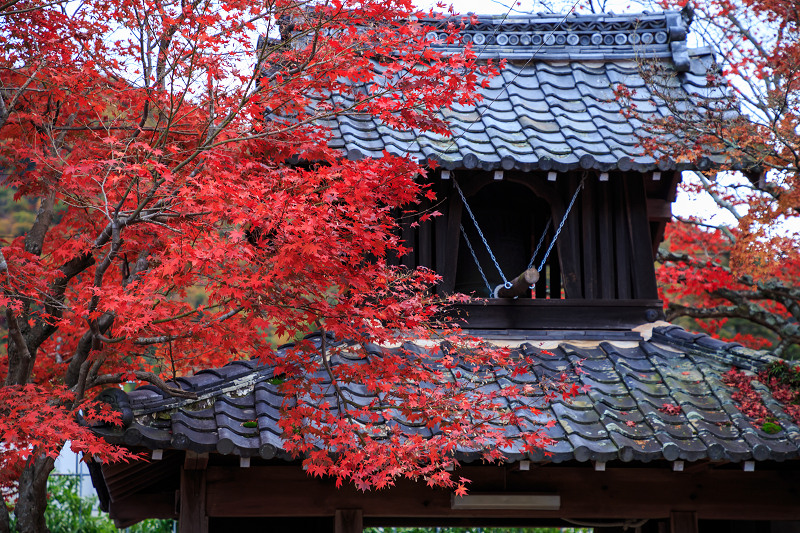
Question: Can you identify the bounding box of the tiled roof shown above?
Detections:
[90,326,800,464]
[423,11,692,62]
[317,9,730,172]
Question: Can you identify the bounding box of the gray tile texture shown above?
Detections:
[91,326,800,464]
[315,9,731,172]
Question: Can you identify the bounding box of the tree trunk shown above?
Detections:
[14,454,55,533]
[0,494,10,533]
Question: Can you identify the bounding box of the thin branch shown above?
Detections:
[89,371,197,399]
[674,215,737,243]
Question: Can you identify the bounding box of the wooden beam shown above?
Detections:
[106,491,178,525]
[418,208,433,269]
[597,180,615,299]
[555,177,582,298]
[204,464,800,521]
[102,455,180,504]
[581,177,597,299]
[445,299,663,330]
[184,451,208,470]
[335,509,363,533]
[613,175,632,299]
[434,182,448,295]
[180,467,208,533]
[670,511,698,533]
[646,198,672,221]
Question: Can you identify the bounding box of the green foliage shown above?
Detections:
[0,180,37,240]
[9,475,174,532]
[761,421,782,434]
[765,361,800,390]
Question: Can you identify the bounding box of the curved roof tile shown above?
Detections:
[313,9,727,172]
[91,326,800,465]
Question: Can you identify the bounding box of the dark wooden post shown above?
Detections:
[179,452,209,533]
[334,509,363,533]
[670,511,698,533]
[597,178,615,299]
[581,176,597,299]
[441,189,463,294]
[624,174,659,299]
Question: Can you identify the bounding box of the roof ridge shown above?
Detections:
[424,8,693,66]
[650,325,780,372]
[122,332,340,414]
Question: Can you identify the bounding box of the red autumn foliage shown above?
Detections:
[0,0,572,528]
[636,0,800,357]
[659,403,682,416]
[657,222,786,352]
[722,368,773,425]
[722,363,800,428]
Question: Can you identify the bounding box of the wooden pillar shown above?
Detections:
[334,509,363,533]
[560,174,583,298]
[597,178,615,299]
[180,452,209,533]
[581,176,597,299]
[670,511,698,533]
[624,174,659,299]
[441,189,462,294]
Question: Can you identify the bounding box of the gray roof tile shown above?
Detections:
[89,326,800,465]
[307,10,728,172]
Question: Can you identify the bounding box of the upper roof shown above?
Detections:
[90,325,800,465]
[319,9,729,173]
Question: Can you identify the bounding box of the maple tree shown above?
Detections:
[635,0,800,358]
[0,0,579,530]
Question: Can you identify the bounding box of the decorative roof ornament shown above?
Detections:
[423,9,692,70]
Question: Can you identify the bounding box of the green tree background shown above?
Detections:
[7,475,173,533]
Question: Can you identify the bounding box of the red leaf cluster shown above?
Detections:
[722,363,800,428]
[722,368,773,425]
[632,0,800,356]
[0,0,568,510]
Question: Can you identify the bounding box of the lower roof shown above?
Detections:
[89,325,800,465]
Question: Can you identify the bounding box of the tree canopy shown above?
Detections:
[0,0,578,530]
[642,0,800,357]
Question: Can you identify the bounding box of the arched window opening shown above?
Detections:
[454,181,562,299]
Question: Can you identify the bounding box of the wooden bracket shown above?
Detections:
[335,509,363,533]
[184,451,209,470]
